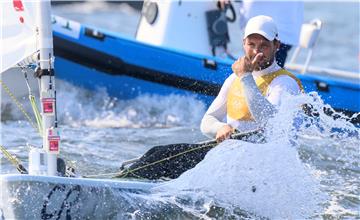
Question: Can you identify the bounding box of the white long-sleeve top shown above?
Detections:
[200,62,301,138]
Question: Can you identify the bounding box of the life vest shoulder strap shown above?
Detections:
[256,69,304,95]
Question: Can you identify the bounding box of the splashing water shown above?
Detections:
[155,139,325,218]
[56,80,206,128]
[148,92,359,219]
[1,80,206,128]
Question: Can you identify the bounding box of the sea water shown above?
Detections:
[1,86,359,219]
[1,1,359,219]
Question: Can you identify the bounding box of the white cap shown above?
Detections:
[243,15,279,41]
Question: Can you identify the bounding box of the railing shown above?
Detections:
[286,63,359,82]
[287,18,359,82]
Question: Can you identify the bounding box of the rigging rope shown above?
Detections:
[0,66,43,173]
[22,67,43,135]
[0,79,40,135]
[115,142,216,179]
[0,66,43,136]
[83,141,217,179]
[0,53,54,174]
[0,145,28,174]
[84,129,264,179]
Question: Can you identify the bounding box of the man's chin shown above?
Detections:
[256,63,270,70]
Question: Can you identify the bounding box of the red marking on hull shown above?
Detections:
[13,0,24,11]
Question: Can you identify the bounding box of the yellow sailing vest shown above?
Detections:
[227,69,304,121]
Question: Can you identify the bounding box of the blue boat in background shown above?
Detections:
[51,12,360,123]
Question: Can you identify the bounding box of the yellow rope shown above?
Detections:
[0,145,18,165]
[82,144,213,179]
[113,130,263,179]
[85,130,263,179]
[0,145,28,174]
[0,79,42,136]
[0,145,21,168]
[29,94,43,134]
[111,142,216,179]
[0,70,39,174]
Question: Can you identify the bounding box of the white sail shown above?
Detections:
[0,0,38,74]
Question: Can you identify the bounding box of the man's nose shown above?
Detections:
[253,47,263,54]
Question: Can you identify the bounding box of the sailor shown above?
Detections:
[200,15,303,142]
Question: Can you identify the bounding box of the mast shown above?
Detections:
[36,0,59,176]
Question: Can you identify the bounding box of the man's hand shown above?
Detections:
[216,124,235,142]
[231,53,264,77]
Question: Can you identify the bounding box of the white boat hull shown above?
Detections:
[0,174,158,219]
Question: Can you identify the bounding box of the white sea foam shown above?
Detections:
[155,139,324,218]
[56,80,206,128]
[152,92,360,218]
[154,93,334,219]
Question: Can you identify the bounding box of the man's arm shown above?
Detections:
[200,74,235,138]
[241,73,276,123]
[242,74,301,123]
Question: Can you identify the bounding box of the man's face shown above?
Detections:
[243,34,279,70]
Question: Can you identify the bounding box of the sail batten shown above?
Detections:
[1,0,38,73]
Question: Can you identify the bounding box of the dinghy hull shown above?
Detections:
[0,174,158,219]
